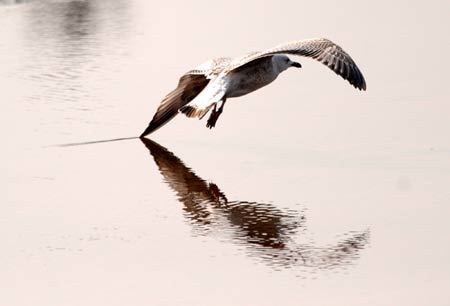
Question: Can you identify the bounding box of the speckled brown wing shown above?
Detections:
[140,73,210,137]
[140,58,232,137]
[225,38,366,90]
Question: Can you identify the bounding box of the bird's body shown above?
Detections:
[140,38,366,137]
[226,56,280,98]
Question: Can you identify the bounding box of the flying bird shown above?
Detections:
[140,38,366,137]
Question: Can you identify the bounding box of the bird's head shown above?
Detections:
[273,55,302,72]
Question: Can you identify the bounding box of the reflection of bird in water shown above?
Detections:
[141,138,369,269]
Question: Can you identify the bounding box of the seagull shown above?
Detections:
[140,38,366,137]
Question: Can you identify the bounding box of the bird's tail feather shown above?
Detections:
[179,104,214,119]
[179,76,226,119]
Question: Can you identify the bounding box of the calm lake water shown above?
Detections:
[1,0,450,305]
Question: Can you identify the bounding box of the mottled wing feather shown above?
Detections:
[140,58,232,137]
[186,57,232,78]
[225,38,366,90]
[140,74,210,137]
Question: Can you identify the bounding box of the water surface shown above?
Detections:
[1,1,450,305]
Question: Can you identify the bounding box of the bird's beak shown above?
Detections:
[291,61,302,68]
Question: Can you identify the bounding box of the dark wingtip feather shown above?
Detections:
[140,122,158,138]
[360,75,367,91]
[341,63,366,91]
[140,110,180,138]
[140,111,178,138]
[353,68,367,91]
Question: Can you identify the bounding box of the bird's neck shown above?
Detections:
[271,57,288,75]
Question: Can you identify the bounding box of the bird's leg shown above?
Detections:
[218,99,226,113]
[206,100,226,129]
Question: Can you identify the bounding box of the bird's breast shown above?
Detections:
[226,64,279,98]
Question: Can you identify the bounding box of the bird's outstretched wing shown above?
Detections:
[140,58,231,137]
[225,38,366,90]
[140,73,209,137]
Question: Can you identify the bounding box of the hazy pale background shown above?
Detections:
[1,0,449,305]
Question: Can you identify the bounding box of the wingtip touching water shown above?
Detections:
[140,124,156,138]
[141,38,367,136]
